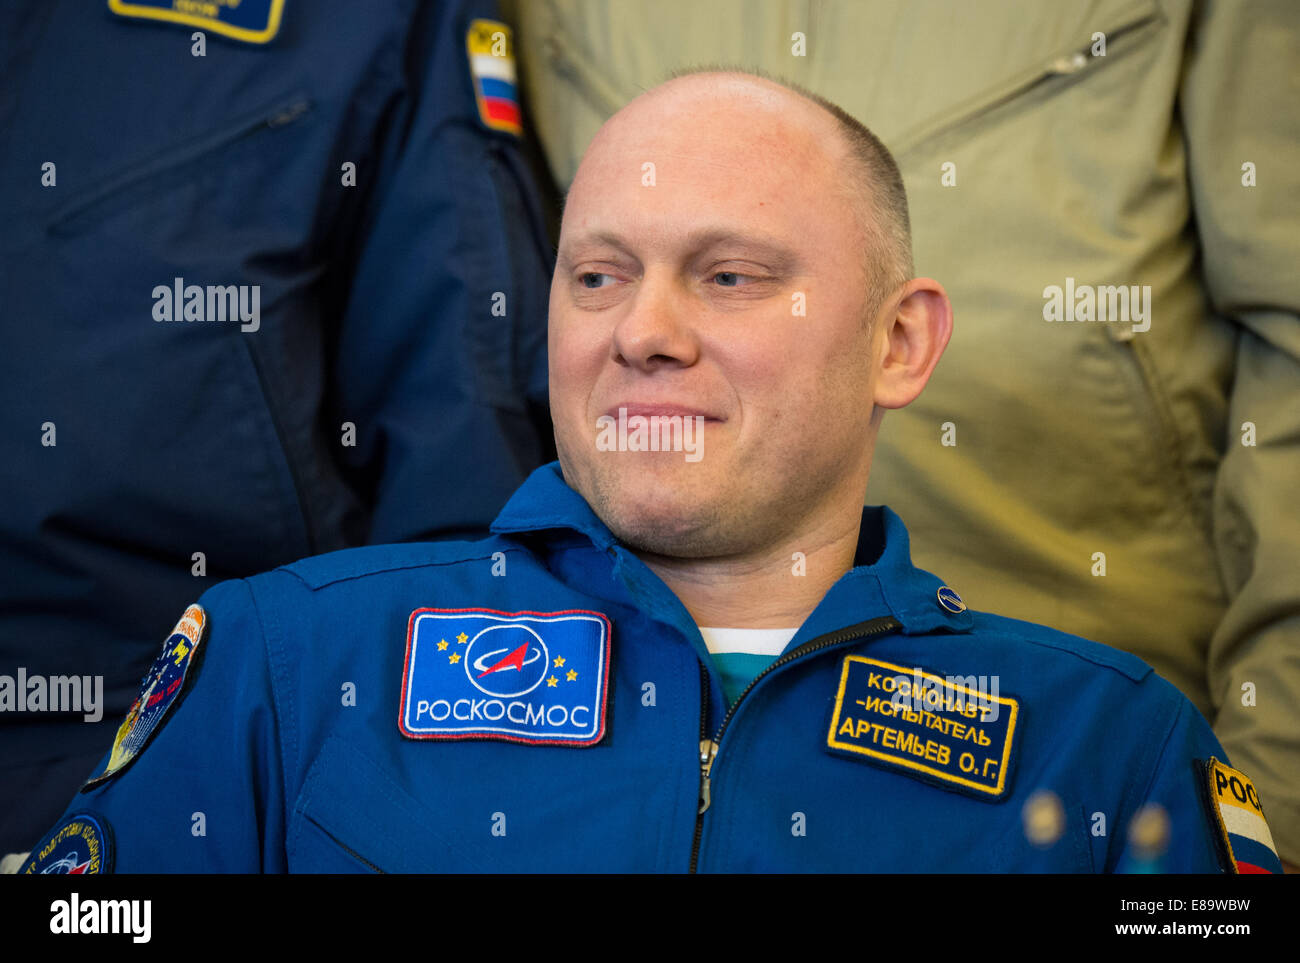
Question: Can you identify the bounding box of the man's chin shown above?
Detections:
[604,509,725,559]
[588,469,729,557]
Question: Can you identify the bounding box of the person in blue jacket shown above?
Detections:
[15,70,1285,873]
[0,1,554,853]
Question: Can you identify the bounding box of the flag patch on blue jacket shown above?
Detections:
[466,19,522,136]
[399,608,611,746]
[1201,758,1283,874]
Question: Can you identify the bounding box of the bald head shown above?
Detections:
[570,69,913,315]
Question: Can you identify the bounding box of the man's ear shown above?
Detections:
[872,278,953,410]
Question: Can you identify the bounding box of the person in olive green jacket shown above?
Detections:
[504,0,1300,868]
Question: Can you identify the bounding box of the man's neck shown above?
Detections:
[633,510,862,629]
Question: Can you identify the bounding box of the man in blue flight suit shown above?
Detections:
[0,1,554,853]
[14,70,1285,873]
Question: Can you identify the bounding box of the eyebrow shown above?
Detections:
[559,227,802,271]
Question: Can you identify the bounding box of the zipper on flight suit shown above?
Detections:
[313,821,386,874]
[689,615,901,872]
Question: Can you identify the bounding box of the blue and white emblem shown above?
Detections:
[22,813,114,874]
[399,608,611,746]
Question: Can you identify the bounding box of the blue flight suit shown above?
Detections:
[0,0,553,851]
[24,462,1265,872]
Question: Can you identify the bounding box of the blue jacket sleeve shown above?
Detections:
[331,0,555,544]
[35,581,284,873]
[1114,696,1236,873]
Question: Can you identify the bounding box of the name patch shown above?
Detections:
[83,604,207,790]
[1201,757,1283,874]
[22,813,114,874]
[399,608,610,746]
[108,0,285,44]
[825,656,1020,800]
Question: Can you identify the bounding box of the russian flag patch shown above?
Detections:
[399,608,611,746]
[1201,757,1284,874]
[466,19,522,137]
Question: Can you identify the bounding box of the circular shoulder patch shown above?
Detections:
[22,813,114,874]
[82,603,207,790]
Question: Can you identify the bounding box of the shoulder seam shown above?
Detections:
[1106,694,1186,873]
[277,545,533,591]
[242,576,295,871]
[985,622,1152,684]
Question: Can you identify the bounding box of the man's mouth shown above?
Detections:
[604,402,723,422]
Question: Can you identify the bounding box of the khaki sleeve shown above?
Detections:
[1179,0,1300,864]
[506,0,645,190]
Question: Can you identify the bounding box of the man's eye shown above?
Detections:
[579,272,615,289]
[711,271,752,287]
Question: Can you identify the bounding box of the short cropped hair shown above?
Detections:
[666,66,914,317]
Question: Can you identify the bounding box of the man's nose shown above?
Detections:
[610,270,701,372]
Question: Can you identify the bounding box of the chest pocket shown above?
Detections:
[289,733,509,873]
[886,0,1161,159]
[47,91,312,236]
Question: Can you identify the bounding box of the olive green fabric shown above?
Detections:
[504,0,1300,863]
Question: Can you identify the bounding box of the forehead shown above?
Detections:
[561,79,859,260]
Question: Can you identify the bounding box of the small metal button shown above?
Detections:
[937,585,967,614]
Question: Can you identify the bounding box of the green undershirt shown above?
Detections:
[709,651,779,708]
